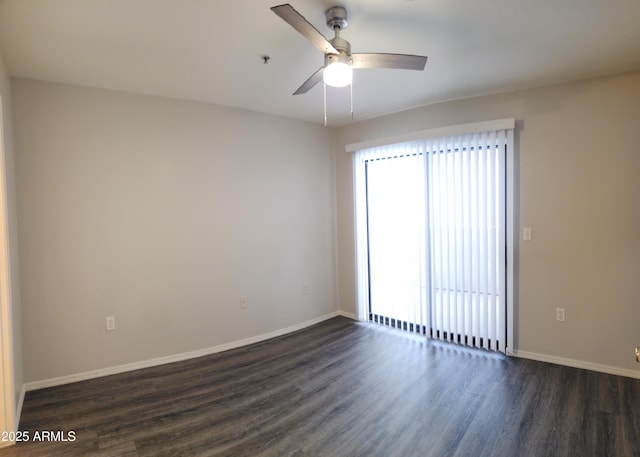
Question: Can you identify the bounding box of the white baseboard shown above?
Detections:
[25,311,341,392]
[26,313,637,393]
[337,309,357,320]
[512,350,640,380]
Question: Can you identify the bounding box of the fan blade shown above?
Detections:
[293,66,325,95]
[271,4,339,55]
[352,53,428,71]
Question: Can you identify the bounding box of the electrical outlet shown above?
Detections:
[635,347,640,363]
[106,316,115,331]
[240,296,247,309]
[302,284,309,295]
[523,227,532,241]
[556,308,565,322]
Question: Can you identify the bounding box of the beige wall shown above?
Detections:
[13,79,337,382]
[11,71,640,384]
[0,51,22,416]
[335,71,640,375]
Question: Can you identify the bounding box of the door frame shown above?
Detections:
[0,95,16,444]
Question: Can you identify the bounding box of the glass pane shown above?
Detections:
[366,154,427,325]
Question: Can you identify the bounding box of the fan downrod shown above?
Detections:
[325,6,350,53]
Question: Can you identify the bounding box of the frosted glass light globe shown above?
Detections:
[323,62,352,87]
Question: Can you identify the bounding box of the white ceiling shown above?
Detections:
[1,0,640,126]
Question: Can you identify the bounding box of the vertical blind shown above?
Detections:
[353,121,514,353]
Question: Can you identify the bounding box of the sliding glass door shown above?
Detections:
[356,128,510,353]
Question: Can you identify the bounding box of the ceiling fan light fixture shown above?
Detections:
[270,2,427,124]
[323,61,352,87]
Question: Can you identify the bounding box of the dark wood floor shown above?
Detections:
[1,316,638,456]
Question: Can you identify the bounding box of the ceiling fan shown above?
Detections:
[271,3,428,95]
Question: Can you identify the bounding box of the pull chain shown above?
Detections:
[350,79,353,121]
[323,75,354,125]
[323,81,327,127]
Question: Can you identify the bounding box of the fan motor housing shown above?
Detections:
[325,5,347,31]
[325,51,352,67]
[330,36,351,54]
